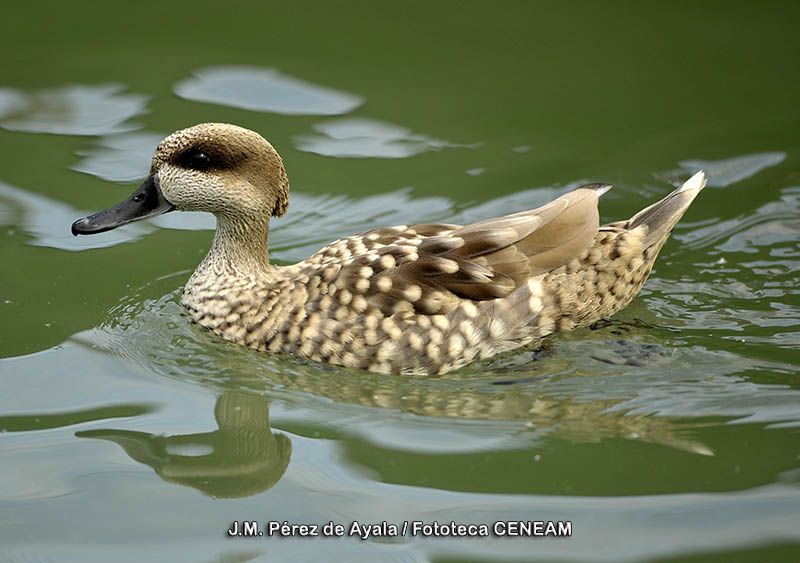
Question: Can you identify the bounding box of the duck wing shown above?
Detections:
[308,184,609,317]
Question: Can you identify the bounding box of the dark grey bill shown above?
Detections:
[71,174,175,236]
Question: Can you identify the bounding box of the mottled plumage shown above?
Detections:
[72,123,707,375]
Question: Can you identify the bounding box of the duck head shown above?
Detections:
[71,123,289,236]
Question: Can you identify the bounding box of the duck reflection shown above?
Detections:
[234,326,715,456]
[89,294,720,456]
[76,390,291,498]
[263,364,713,455]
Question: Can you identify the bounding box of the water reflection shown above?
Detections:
[676,185,800,253]
[644,183,800,346]
[0,84,148,135]
[0,404,153,433]
[174,66,364,115]
[76,391,291,498]
[70,262,800,458]
[0,180,154,250]
[71,294,723,456]
[657,151,786,188]
[0,88,29,118]
[293,117,474,158]
[72,131,165,183]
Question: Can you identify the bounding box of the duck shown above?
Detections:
[72,123,707,375]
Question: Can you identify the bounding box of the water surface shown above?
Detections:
[1,2,799,562]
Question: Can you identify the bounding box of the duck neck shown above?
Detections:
[198,213,276,279]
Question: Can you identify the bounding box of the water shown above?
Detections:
[1,2,799,561]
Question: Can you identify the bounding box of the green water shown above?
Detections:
[1,1,799,561]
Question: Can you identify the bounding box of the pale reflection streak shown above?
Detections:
[293,117,476,158]
[174,66,364,115]
[0,84,148,135]
[657,152,786,188]
[0,180,154,250]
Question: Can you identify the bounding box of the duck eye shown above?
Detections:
[181,149,212,171]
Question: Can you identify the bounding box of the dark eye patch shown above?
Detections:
[178,147,216,171]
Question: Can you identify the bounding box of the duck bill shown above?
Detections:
[71,174,175,236]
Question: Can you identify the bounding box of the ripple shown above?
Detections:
[0,84,148,135]
[0,404,153,433]
[72,131,164,182]
[64,286,800,457]
[643,182,800,338]
[0,180,153,250]
[646,273,800,332]
[716,216,800,255]
[174,66,364,115]
[293,117,474,158]
[0,88,29,117]
[739,331,800,350]
[675,186,800,253]
[657,152,786,187]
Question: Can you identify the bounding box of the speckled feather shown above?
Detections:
[146,124,707,375]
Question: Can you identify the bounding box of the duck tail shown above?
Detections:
[628,171,707,247]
